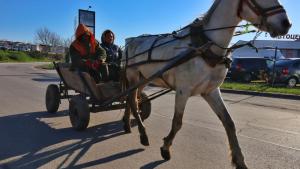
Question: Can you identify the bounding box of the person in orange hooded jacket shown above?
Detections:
[70,24,108,82]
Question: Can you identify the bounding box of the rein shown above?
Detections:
[122,23,255,62]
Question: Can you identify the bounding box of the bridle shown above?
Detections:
[237,0,286,19]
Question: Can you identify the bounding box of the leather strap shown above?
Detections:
[237,0,286,19]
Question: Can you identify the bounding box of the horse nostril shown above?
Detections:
[282,19,292,28]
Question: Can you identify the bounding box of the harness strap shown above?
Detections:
[237,0,286,19]
[202,49,232,68]
[190,22,232,68]
[126,59,177,68]
[125,47,129,67]
[100,49,197,107]
[148,36,164,61]
[159,75,173,89]
[126,16,256,69]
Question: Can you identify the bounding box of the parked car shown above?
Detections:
[227,57,272,82]
[266,58,300,88]
[0,46,8,50]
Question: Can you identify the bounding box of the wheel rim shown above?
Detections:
[288,78,297,87]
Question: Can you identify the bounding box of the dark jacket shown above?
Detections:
[100,42,122,65]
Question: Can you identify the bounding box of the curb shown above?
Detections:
[221,89,300,100]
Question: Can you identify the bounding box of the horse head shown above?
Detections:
[237,0,291,37]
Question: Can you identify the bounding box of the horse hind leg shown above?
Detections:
[160,89,189,160]
[128,88,149,146]
[202,89,248,169]
[122,83,146,134]
[122,73,132,134]
[122,103,131,133]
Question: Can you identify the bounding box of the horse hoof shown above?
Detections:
[236,167,248,169]
[123,125,131,134]
[160,147,171,160]
[235,164,248,169]
[232,156,248,169]
[130,119,137,127]
[140,135,149,146]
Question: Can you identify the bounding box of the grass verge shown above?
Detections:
[221,81,300,96]
[0,50,62,63]
[36,63,55,70]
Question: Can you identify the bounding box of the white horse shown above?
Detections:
[122,0,291,168]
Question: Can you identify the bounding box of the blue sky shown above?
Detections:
[0,0,299,46]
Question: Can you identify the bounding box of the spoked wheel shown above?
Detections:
[138,92,151,121]
[287,77,298,88]
[69,95,90,131]
[45,84,60,113]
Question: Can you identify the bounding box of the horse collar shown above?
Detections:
[190,23,232,69]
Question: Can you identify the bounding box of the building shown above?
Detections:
[49,46,66,54]
[0,40,11,50]
[0,40,66,54]
[12,42,32,51]
[232,40,300,59]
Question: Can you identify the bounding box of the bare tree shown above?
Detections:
[35,27,63,47]
[49,32,62,47]
[63,37,73,48]
[74,16,78,33]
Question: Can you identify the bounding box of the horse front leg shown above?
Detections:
[202,88,248,169]
[128,89,149,146]
[160,89,189,160]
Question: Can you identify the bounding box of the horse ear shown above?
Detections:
[237,0,244,18]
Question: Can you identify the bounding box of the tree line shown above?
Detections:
[35,27,72,48]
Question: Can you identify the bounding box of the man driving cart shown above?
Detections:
[70,24,108,82]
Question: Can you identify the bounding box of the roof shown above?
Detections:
[235,40,300,50]
[232,45,285,59]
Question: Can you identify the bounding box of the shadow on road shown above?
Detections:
[140,160,167,169]
[32,77,60,82]
[67,148,144,169]
[226,95,256,105]
[30,71,60,83]
[0,110,140,169]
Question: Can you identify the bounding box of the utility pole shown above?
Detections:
[271,47,278,87]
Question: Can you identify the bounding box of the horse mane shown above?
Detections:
[202,0,222,24]
[187,0,222,28]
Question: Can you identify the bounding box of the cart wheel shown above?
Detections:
[69,95,90,131]
[46,84,60,113]
[139,92,151,121]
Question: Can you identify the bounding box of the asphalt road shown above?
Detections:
[0,63,300,169]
